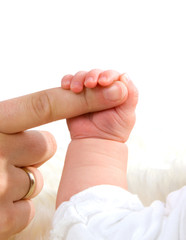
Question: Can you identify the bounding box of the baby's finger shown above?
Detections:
[84,69,103,88]
[120,74,139,111]
[114,74,138,141]
[70,71,87,93]
[98,70,120,86]
[61,74,73,90]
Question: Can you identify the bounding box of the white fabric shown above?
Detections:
[50,185,186,240]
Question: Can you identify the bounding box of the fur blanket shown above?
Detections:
[10,130,186,240]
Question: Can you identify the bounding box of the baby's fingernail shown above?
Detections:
[120,73,131,84]
[62,80,70,87]
[85,77,94,85]
[99,76,107,84]
[103,83,127,101]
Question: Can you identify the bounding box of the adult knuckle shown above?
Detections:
[0,172,8,199]
[0,134,6,159]
[0,181,6,197]
[82,88,91,112]
[42,131,57,157]
[47,133,57,155]
[0,148,4,160]
[0,207,14,234]
[31,91,53,123]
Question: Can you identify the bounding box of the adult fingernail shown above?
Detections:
[103,83,127,101]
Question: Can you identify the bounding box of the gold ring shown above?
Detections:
[22,168,36,199]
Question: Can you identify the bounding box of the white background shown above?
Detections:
[0,0,186,152]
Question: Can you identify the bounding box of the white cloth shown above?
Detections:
[50,185,186,240]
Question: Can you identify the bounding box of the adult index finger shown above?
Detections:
[0,82,127,134]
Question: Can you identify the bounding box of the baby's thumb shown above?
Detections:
[85,81,128,112]
[102,81,128,102]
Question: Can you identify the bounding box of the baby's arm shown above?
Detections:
[56,138,128,206]
[56,70,138,207]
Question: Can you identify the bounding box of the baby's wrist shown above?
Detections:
[68,138,128,169]
[56,138,128,205]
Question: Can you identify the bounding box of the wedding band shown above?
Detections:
[22,168,36,199]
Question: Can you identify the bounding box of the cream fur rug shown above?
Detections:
[10,129,186,240]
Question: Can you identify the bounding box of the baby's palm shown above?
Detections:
[67,88,137,142]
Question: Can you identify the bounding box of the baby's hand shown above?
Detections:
[61,70,138,143]
[61,69,121,93]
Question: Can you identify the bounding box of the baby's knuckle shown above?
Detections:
[127,115,136,132]
[130,113,136,126]
[132,86,139,106]
[31,91,53,123]
[75,71,86,77]
[89,69,100,74]
[75,71,82,75]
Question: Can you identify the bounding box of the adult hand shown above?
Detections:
[0,82,126,238]
[0,84,127,134]
[0,130,56,239]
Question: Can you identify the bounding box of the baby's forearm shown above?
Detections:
[56,138,128,207]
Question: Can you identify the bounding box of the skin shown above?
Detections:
[56,70,139,207]
[0,75,127,239]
